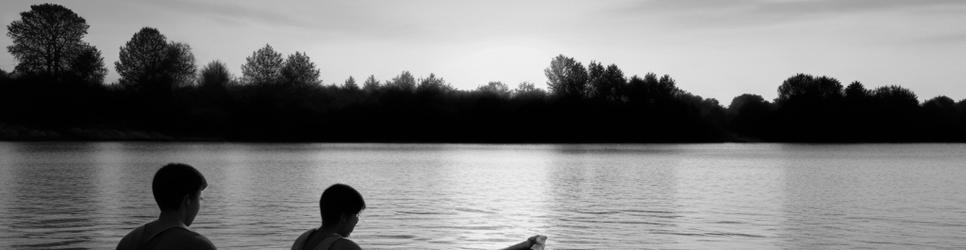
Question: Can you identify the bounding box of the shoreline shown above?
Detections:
[2,125,962,144]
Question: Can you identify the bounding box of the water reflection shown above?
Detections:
[3,143,104,248]
[777,144,966,249]
[2,143,966,249]
[545,144,685,248]
[667,144,786,249]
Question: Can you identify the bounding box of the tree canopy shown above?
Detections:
[544,54,589,99]
[67,45,107,86]
[198,60,232,90]
[115,27,196,92]
[280,51,320,87]
[385,71,416,92]
[343,76,359,91]
[241,44,284,85]
[6,3,105,83]
[363,75,380,92]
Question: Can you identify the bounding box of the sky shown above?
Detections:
[1,0,965,103]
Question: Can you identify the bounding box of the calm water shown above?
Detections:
[1,143,965,249]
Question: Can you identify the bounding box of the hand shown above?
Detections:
[501,235,545,250]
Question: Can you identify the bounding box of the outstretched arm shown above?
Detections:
[500,235,543,250]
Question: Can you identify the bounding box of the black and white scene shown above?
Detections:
[2,0,966,249]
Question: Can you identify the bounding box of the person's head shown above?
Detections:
[320,183,366,236]
[152,163,208,226]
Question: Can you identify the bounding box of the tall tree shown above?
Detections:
[599,64,626,101]
[280,51,320,87]
[7,4,104,81]
[586,61,606,99]
[162,42,197,87]
[544,54,588,98]
[241,44,284,85]
[116,27,196,91]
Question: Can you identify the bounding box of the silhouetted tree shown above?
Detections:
[776,74,843,105]
[66,45,107,86]
[198,60,232,90]
[922,96,959,138]
[658,75,678,97]
[586,61,606,99]
[241,44,283,85]
[544,54,588,98]
[116,28,167,88]
[6,44,966,143]
[841,81,873,140]
[600,64,626,102]
[385,71,416,93]
[512,81,547,100]
[869,85,921,141]
[6,4,90,78]
[844,81,869,101]
[872,85,918,108]
[585,61,626,102]
[625,73,680,105]
[163,42,197,87]
[416,73,453,96]
[280,51,320,87]
[343,76,359,91]
[923,96,956,113]
[729,94,769,112]
[115,27,196,91]
[772,74,845,141]
[362,75,380,93]
[728,94,773,139]
[478,81,511,98]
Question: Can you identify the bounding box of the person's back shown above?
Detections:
[291,228,360,250]
[117,221,215,250]
[117,163,216,250]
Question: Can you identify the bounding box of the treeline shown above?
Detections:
[1,3,965,142]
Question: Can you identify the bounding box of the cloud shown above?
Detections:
[145,0,316,29]
[609,0,966,29]
[142,0,429,41]
[910,31,966,46]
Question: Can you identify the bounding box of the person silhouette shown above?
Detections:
[116,163,216,250]
[291,183,543,250]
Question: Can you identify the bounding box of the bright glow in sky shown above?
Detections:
[2,0,965,103]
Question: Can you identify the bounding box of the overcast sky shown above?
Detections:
[2,0,965,103]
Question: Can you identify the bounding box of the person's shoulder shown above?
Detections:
[156,228,216,250]
[290,229,316,250]
[330,238,361,250]
[116,224,147,250]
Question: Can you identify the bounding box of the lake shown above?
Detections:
[0,142,965,249]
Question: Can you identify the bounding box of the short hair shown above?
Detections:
[152,163,208,211]
[320,184,366,226]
